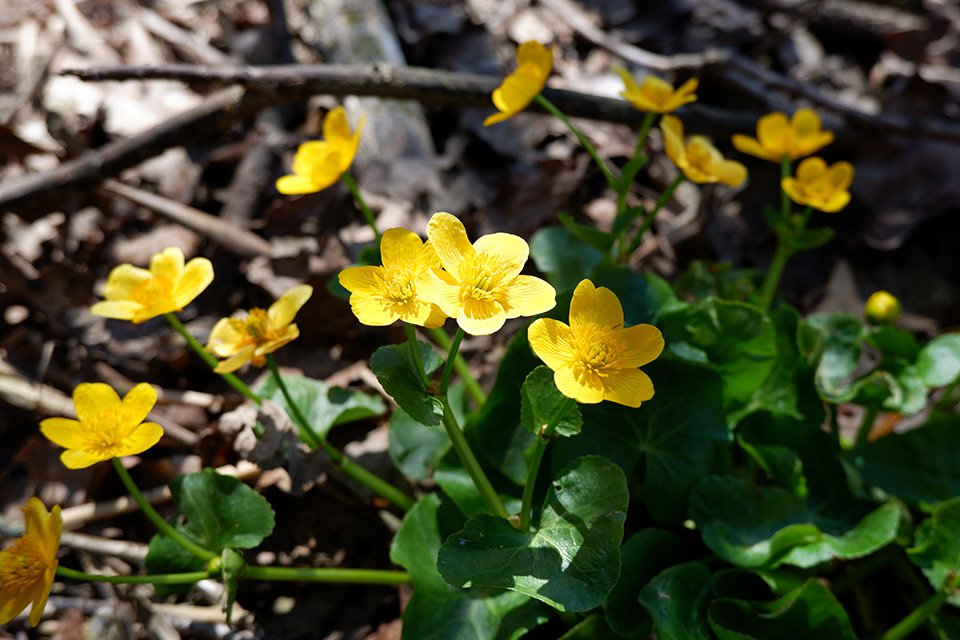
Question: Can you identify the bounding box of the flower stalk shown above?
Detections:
[428,327,486,406]
[244,565,412,585]
[341,171,381,244]
[57,566,212,585]
[534,94,618,187]
[519,397,575,531]
[881,573,960,640]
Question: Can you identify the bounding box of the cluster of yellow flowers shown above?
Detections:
[0,499,61,627]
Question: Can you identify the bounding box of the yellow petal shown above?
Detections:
[603,368,655,408]
[415,241,442,275]
[90,300,142,320]
[490,68,541,116]
[483,110,515,127]
[712,160,748,187]
[323,106,351,142]
[615,67,640,96]
[102,264,151,301]
[206,317,246,356]
[416,268,462,319]
[570,280,624,333]
[528,318,577,371]
[791,108,822,138]
[291,141,329,175]
[796,131,834,158]
[659,115,687,170]
[214,345,257,373]
[256,325,300,356]
[797,157,828,181]
[349,292,398,326]
[173,258,214,309]
[731,134,774,162]
[39,418,86,449]
[276,174,320,195]
[73,383,121,425]
[420,304,449,329]
[60,449,105,469]
[781,177,805,207]
[555,365,604,404]
[28,565,56,627]
[756,112,790,159]
[614,324,665,369]
[473,232,530,280]
[339,265,384,295]
[458,302,507,336]
[426,212,474,278]
[820,191,851,213]
[675,77,699,100]
[381,228,425,271]
[501,275,556,319]
[829,161,855,191]
[516,41,552,78]
[150,247,185,282]
[118,422,165,457]
[0,582,33,625]
[120,383,158,428]
[268,284,313,328]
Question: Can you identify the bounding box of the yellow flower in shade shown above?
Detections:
[0,498,61,627]
[731,108,834,162]
[660,115,748,187]
[90,247,213,324]
[865,291,901,326]
[483,40,553,126]
[276,106,364,194]
[40,383,164,469]
[781,157,854,213]
[615,68,698,113]
[528,279,664,408]
[339,228,447,329]
[417,212,556,336]
[206,284,313,373]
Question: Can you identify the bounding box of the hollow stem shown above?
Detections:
[519,398,575,531]
[111,458,216,562]
[57,565,211,585]
[615,111,657,214]
[882,575,960,640]
[759,239,793,312]
[266,354,322,449]
[245,565,412,585]
[164,313,261,403]
[439,395,509,519]
[405,324,431,389]
[428,327,486,406]
[440,327,466,395]
[341,172,380,244]
[534,94,618,187]
[780,155,792,217]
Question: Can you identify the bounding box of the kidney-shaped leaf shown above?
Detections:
[371,340,444,427]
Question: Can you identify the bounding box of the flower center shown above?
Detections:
[133,275,175,306]
[79,412,129,457]
[459,255,503,303]
[383,268,418,306]
[1,537,47,591]
[574,328,616,374]
[244,308,270,341]
[686,142,714,173]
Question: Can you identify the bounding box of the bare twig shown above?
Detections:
[0,518,147,563]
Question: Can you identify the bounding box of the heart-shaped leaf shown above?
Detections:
[371,340,444,426]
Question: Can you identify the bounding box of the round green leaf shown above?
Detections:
[371,340,444,426]
[638,562,712,640]
[917,334,960,388]
[521,366,582,438]
[909,497,960,605]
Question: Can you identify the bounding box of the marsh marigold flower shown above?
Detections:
[417,212,555,336]
[781,157,853,213]
[339,228,447,329]
[40,383,164,469]
[616,68,698,113]
[660,116,747,187]
[276,106,363,194]
[206,284,313,373]
[731,109,833,162]
[90,247,213,324]
[528,279,664,408]
[865,291,901,326]
[483,40,552,126]
[0,498,61,626]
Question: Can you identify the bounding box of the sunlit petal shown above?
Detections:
[73,383,121,424]
[603,368,655,408]
[426,213,474,278]
[268,284,313,328]
[528,318,577,371]
[120,383,158,428]
[614,324,666,368]
[501,275,556,319]
[555,365,605,404]
[381,228,426,271]
[570,280,624,333]
[473,232,529,280]
[120,422,165,457]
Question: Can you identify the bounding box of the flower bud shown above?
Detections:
[865,291,901,325]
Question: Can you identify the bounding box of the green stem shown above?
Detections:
[341,172,380,244]
[615,112,657,213]
[111,458,216,562]
[622,174,684,260]
[428,327,486,406]
[855,405,880,449]
[245,565,411,585]
[439,396,509,519]
[265,355,414,510]
[519,398,575,531]
[57,566,211,585]
[534,94,618,187]
[440,327,466,395]
[882,575,960,640]
[164,313,261,403]
[759,238,793,312]
[266,354,322,449]
[405,324,431,389]
[780,155,792,217]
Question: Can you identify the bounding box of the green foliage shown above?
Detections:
[917,334,960,388]
[520,366,582,437]
[258,373,386,439]
[910,497,960,606]
[371,340,444,426]
[638,562,713,640]
[437,456,628,612]
[530,225,604,290]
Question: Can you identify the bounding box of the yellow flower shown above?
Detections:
[276,106,364,194]
[528,280,664,408]
[90,247,214,324]
[339,228,447,329]
[483,40,553,126]
[615,68,698,113]
[40,383,164,469]
[865,291,901,326]
[781,157,854,212]
[206,284,314,373]
[660,115,747,186]
[731,108,834,162]
[417,212,556,336]
[0,498,61,627]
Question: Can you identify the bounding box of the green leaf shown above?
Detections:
[438,456,628,612]
[558,614,622,640]
[917,334,960,388]
[909,497,960,606]
[390,494,549,640]
[592,266,680,325]
[389,384,466,480]
[690,475,901,568]
[638,562,712,640]
[674,261,759,304]
[552,359,730,523]
[557,211,616,251]
[798,313,864,402]
[258,374,386,440]
[709,579,857,639]
[530,226,603,291]
[145,532,205,596]
[866,325,920,364]
[605,529,684,638]
[853,414,960,506]
[521,366,582,438]
[371,340,444,427]
[170,468,275,551]
[736,437,807,500]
